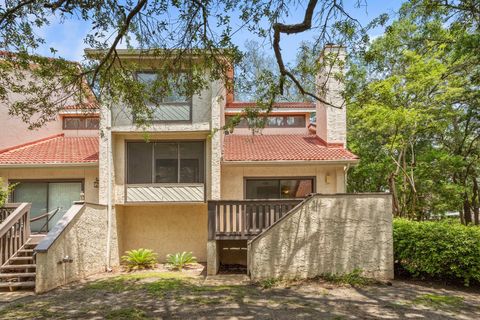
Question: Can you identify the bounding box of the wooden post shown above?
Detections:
[208,201,216,240]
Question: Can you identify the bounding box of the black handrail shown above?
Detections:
[31,208,60,233]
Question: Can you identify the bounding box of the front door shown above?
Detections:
[13,181,83,233]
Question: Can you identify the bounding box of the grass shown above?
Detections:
[320,269,375,287]
[105,307,148,319]
[412,294,464,310]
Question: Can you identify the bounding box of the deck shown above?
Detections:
[208,199,302,240]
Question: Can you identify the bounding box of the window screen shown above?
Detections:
[126,141,204,184]
[245,178,314,199]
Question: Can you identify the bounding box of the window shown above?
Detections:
[126,141,205,184]
[63,117,100,130]
[225,115,306,128]
[136,72,192,122]
[245,178,314,199]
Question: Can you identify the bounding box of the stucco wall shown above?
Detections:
[248,194,393,280]
[35,203,119,293]
[0,166,99,203]
[316,45,347,145]
[116,204,208,262]
[221,164,345,199]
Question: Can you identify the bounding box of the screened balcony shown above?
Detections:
[125,140,205,203]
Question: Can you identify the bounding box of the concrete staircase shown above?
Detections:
[0,235,44,291]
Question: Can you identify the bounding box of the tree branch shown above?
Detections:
[272,0,342,108]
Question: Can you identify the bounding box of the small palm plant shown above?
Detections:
[121,248,158,271]
[166,252,197,270]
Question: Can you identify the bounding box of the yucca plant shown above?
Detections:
[166,252,197,270]
[121,248,158,271]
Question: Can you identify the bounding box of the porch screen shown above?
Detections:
[245,178,314,199]
[126,141,205,184]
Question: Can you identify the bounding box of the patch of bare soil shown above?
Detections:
[1,270,479,320]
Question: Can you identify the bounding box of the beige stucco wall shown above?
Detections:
[0,166,99,203]
[248,194,394,281]
[116,204,208,262]
[221,164,346,199]
[35,203,120,293]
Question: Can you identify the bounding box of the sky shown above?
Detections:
[30,0,404,64]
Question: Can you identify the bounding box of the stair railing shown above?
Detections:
[0,203,31,266]
[30,208,60,234]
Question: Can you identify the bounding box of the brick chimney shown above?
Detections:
[316,44,346,146]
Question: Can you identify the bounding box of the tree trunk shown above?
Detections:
[463,195,472,225]
[389,173,400,217]
[473,178,479,225]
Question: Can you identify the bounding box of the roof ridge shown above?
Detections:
[0,133,65,155]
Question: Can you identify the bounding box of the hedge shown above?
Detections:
[393,218,480,286]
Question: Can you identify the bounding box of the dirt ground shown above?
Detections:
[1,266,479,319]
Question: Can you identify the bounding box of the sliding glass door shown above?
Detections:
[13,181,83,233]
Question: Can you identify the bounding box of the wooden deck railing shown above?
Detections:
[0,203,31,266]
[208,199,302,240]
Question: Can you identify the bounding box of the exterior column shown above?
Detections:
[207,95,223,276]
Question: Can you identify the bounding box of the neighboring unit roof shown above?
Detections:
[226,102,315,110]
[223,134,358,162]
[0,134,99,166]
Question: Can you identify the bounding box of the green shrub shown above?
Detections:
[0,179,16,207]
[321,269,374,287]
[393,218,480,285]
[166,252,197,270]
[121,248,158,271]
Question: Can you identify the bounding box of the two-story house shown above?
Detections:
[0,45,365,292]
[93,45,358,276]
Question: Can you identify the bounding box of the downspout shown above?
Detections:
[105,124,113,272]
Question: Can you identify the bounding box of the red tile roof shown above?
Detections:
[223,134,358,162]
[0,134,99,165]
[227,102,315,109]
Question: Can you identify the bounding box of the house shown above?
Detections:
[0,45,396,294]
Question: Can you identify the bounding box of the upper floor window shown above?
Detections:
[136,72,192,122]
[126,141,205,184]
[63,117,100,130]
[225,115,306,128]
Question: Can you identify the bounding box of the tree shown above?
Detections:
[0,0,370,128]
[346,1,479,223]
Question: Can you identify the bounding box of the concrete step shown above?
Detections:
[0,281,35,288]
[0,272,36,279]
[0,264,36,270]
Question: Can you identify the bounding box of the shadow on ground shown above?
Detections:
[1,272,479,319]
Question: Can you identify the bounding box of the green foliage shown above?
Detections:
[259,278,280,289]
[166,251,197,270]
[121,248,158,271]
[321,269,374,287]
[393,219,480,285]
[0,179,16,207]
[412,294,464,310]
[346,3,479,221]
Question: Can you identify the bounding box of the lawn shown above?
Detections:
[1,270,479,319]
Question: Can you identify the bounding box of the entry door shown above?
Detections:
[47,182,83,230]
[13,181,83,233]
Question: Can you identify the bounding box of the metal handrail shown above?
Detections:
[31,208,60,234]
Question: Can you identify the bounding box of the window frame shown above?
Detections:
[243,177,316,200]
[10,179,85,208]
[125,140,206,185]
[62,116,100,130]
[134,71,193,123]
[225,115,307,128]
